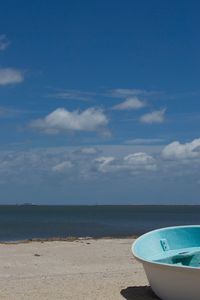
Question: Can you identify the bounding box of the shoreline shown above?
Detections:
[0,234,139,244]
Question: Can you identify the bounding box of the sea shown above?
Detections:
[0,205,200,242]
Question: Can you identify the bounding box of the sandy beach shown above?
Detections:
[0,238,159,300]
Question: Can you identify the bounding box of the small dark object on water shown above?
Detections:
[34,253,40,257]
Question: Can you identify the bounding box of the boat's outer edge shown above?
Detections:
[131,225,200,272]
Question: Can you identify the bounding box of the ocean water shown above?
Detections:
[0,205,200,241]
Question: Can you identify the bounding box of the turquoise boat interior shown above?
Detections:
[133,226,200,268]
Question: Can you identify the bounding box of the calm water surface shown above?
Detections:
[0,205,199,241]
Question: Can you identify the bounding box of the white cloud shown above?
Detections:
[162,138,200,160]
[109,88,145,97]
[108,88,160,98]
[124,152,156,168]
[0,35,10,51]
[30,107,109,134]
[95,156,115,172]
[52,161,73,172]
[49,89,95,101]
[0,68,24,85]
[140,109,166,124]
[79,147,99,155]
[124,138,164,145]
[95,152,156,173]
[112,97,146,110]
[0,107,21,118]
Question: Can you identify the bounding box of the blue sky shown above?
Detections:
[0,0,200,204]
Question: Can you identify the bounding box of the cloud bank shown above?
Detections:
[1,138,200,204]
[2,137,200,182]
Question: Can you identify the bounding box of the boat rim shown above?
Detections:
[132,225,200,271]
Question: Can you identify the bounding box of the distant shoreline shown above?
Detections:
[0,235,138,244]
[0,204,200,206]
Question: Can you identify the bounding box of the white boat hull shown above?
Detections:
[142,259,200,300]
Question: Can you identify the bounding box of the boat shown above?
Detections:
[132,225,200,300]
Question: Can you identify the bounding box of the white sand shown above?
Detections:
[0,238,158,300]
